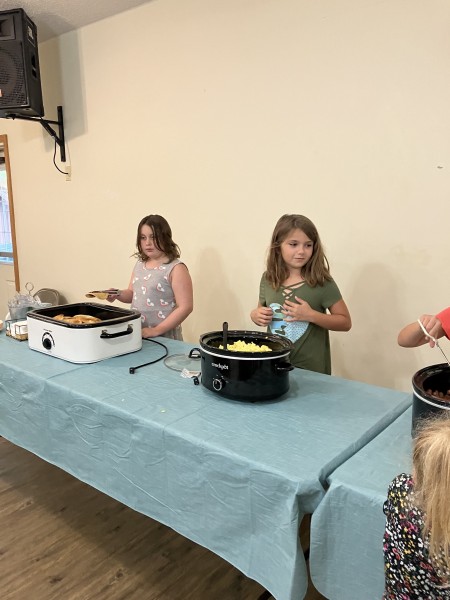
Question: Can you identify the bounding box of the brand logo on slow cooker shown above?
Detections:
[212,361,229,370]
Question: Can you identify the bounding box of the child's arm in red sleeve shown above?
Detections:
[437,307,450,339]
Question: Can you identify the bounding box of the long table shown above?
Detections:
[0,333,411,600]
[309,407,414,600]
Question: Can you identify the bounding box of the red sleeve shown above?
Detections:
[437,307,450,339]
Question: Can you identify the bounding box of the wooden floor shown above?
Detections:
[0,437,326,600]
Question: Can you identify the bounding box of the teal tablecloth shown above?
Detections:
[0,333,411,600]
[309,407,414,600]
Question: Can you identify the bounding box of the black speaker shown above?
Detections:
[0,8,44,118]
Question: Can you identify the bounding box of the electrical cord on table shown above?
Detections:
[129,338,169,374]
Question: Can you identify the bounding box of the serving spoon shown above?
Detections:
[417,318,450,368]
[223,321,228,350]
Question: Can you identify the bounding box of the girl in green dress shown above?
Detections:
[250,214,351,374]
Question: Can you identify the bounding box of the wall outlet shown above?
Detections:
[65,165,72,181]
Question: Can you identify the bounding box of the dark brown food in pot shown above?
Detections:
[426,389,450,402]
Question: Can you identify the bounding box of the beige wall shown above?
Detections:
[1,0,449,391]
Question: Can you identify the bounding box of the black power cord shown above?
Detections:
[52,139,69,175]
[129,338,169,374]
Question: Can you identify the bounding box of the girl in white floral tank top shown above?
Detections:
[131,258,185,339]
[108,215,193,340]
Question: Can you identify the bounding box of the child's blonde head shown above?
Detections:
[266,214,332,288]
[414,415,450,570]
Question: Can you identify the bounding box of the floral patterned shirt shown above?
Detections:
[130,258,184,340]
[383,473,450,599]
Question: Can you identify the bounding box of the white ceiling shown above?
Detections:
[0,0,154,42]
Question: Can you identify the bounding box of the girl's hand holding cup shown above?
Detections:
[251,306,273,327]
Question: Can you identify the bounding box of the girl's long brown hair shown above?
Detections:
[413,416,450,573]
[135,214,180,262]
[265,214,332,288]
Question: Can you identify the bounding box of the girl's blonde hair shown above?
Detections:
[265,214,332,289]
[413,416,450,572]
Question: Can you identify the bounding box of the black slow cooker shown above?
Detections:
[412,363,450,434]
[198,330,294,401]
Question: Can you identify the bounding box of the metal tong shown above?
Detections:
[417,318,450,368]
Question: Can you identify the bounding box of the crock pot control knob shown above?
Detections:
[42,333,54,350]
[213,377,225,391]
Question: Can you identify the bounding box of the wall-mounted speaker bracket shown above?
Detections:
[6,105,66,162]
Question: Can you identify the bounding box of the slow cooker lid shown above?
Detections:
[164,350,201,372]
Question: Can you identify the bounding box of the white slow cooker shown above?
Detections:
[27,302,142,363]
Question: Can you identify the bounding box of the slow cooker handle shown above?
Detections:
[100,325,133,339]
[275,361,294,372]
